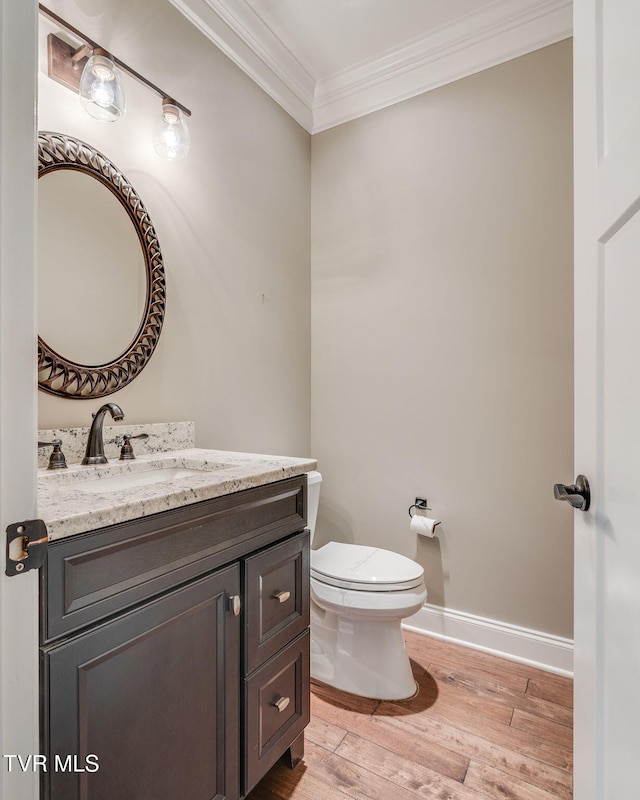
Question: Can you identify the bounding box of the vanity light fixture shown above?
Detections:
[79,50,126,122]
[40,4,191,157]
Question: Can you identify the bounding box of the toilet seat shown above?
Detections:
[311,542,424,592]
[311,575,426,620]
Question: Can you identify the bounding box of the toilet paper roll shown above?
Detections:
[410,514,441,538]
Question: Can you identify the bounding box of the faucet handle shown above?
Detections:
[38,439,68,470]
[119,433,149,461]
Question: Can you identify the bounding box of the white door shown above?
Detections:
[0,1,39,798]
[573,1,640,798]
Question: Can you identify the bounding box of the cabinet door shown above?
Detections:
[41,566,240,800]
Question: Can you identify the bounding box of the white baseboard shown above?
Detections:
[403,603,573,677]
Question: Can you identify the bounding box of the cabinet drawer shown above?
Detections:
[244,531,309,673]
[244,630,310,793]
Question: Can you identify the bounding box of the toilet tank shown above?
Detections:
[305,471,322,546]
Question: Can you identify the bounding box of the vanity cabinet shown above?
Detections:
[40,476,309,800]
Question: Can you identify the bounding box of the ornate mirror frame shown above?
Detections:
[37,131,166,399]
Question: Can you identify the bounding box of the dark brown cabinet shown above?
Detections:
[43,567,240,800]
[40,476,309,800]
[243,533,310,791]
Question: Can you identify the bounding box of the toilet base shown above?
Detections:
[310,600,418,700]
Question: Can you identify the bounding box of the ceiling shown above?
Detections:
[242,0,500,78]
[169,0,572,133]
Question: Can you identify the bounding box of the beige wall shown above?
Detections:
[311,42,574,637]
[37,0,311,458]
[37,4,573,637]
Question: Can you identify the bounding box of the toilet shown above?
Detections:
[306,471,427,700]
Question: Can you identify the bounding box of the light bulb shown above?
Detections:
[90,78,115,108]
[79,52,125,122]
[153,101,190,160]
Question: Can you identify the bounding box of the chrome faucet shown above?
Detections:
[82,403,124,465]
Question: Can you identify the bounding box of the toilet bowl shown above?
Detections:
[306,472,427,700]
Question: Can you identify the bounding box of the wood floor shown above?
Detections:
[247,630,573,800]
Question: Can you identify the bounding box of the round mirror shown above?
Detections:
[37,132,166,399]
[38,170,147,365]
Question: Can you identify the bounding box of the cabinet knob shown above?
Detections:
[273,590,291,604]
[273,696,290,713]
[228,595,241,616]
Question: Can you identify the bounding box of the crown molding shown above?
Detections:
[169,0,572,135]
[312,0,573,133]
[168,0,315,131]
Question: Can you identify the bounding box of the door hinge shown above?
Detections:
[5,519,49,576]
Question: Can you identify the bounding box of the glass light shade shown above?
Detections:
[79,53,126,122]
[153,102,190,160]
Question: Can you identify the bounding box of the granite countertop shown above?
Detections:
[38,448,317,541]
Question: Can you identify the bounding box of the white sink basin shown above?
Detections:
[73,467,209,494]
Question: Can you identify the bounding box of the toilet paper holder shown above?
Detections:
[408,497,431,517]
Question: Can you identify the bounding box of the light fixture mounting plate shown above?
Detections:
[47,33,87,94]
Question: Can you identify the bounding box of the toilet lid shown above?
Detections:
[311,542,424,592]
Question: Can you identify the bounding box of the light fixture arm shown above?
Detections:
[70,44,91,64]
[39,3,191,118]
